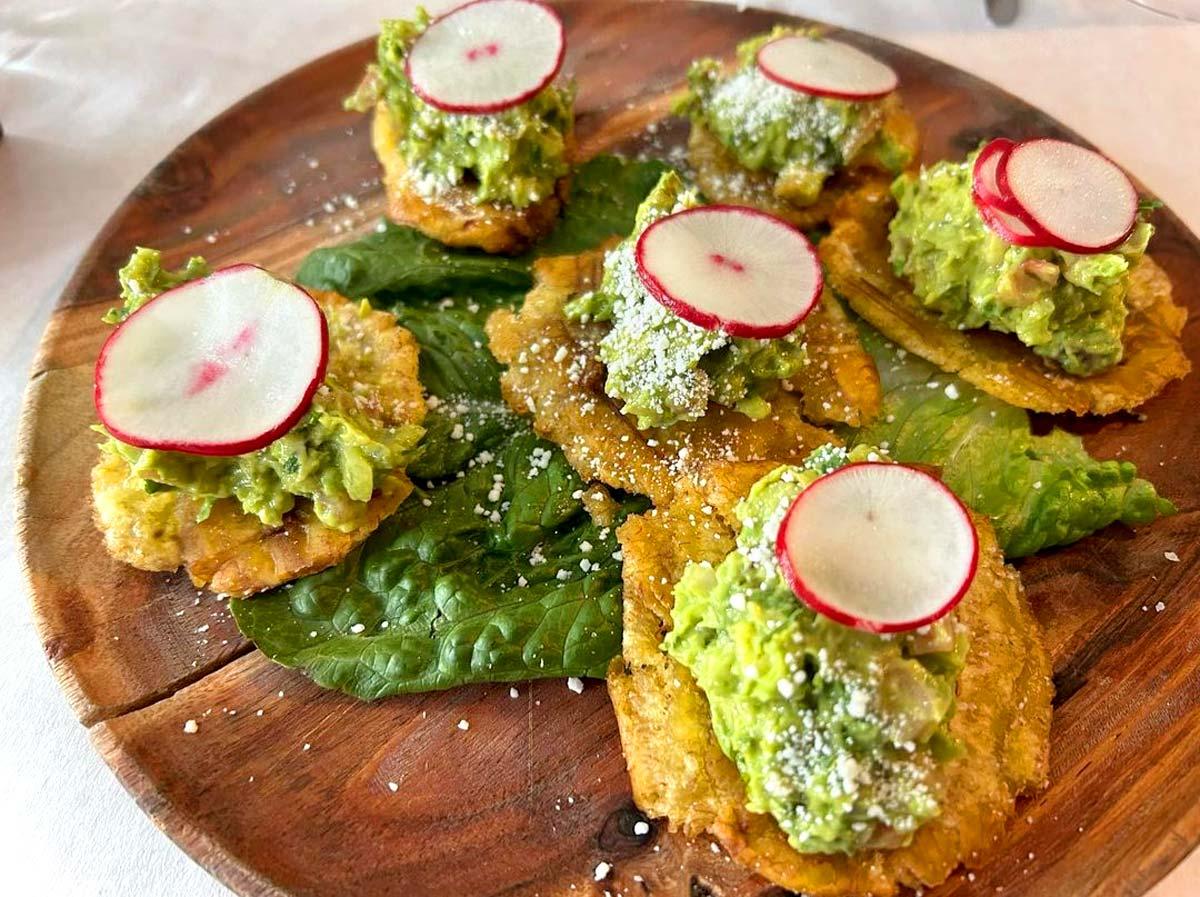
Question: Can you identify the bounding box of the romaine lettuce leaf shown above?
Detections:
[853,326,1174,558]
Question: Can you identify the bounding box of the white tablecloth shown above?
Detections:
[1,2,1196,894]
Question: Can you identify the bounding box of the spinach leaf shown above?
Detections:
[537,155,670,256]
[295,223,532,301]
[408,397,521,481]
[388,299,510,401]
[852,325,1175,558]
[231,427,642,698]
[293,155,669,306]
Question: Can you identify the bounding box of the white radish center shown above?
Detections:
[406,0,563,112]
[779,464,976,630]
[1004,139,1137,250]
[98,266,325,452]
[636,207,821,337]
[757,35,897,100]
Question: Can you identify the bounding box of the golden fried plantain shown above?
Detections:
[485,252,852,506]
[786,286,881,427]
[373,102,569,255]
[91,291,425,597]
[686,93,919,231]
[820,184,1191,415]
[607,461,1052,897]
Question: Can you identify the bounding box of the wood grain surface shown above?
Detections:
[14,2,1200,896]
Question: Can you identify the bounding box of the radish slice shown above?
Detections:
[95,264,329,457]
[975,196,1052,247]
[634,205,823,339]
[775,463,979,634]
[971,138,1023,215]
[756,35,898,101]
[998,138,1138,253]
[405,0,565,114]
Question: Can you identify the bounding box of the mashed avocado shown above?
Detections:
[103,248,209,324]
[98,249,423,533]
[564,172,806,429]
[347,9,573,209]
[664,444,967,854]
[676,27,912,207]
[888,153,1153,376]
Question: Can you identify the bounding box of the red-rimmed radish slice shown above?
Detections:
[95,264,328,457]
[405,0,565,114]
[634,205,823,339]
[775,462,979,634]
[971,138,1023,215]
[975,196,1052,247]
[756,35,898,101]
[997,138,1138,253]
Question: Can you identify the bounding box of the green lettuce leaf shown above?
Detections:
[852,325,1175,558]
[295,223,532,302]
[231,294,642,697]
[409,397,521,482]
[535,155,670,256]
[231,425,642,698]
[387,300,509,401]
[293,155,669,305]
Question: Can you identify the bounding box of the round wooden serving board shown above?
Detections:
[15,3,1200,896]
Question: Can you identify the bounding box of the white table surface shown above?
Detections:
[1,1,1196,894]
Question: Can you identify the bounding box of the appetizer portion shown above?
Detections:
[609,448,1052,896]
[894,140,1149,375]
[92,249,425,596]
[822,140,1189,414]
[564,172,820,429]
[487,171,881,505]
[488,250,834,507]
[348,2,575,254]
[678,27,919,229]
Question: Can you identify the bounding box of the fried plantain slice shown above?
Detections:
[372,102,569,255]
[485,252,846,506]
[785,287,881,427]
[820,186,1191,415]
[607,461,1052,897]
[91,291,425,597]
[686,93,919,232]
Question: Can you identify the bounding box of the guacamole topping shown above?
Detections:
[347,9,573,209]
[664,444,968,854]
[888,153,1153,376]
[103,247,210,324]
[563,172,806,429]
[676,28,912,207]
[98,249,423,532]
